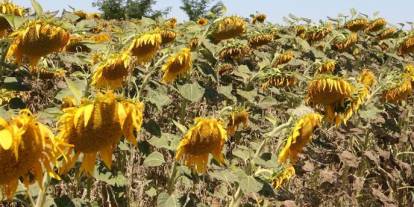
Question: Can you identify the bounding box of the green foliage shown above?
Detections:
[180,0,221,20]
[92,0,170,19]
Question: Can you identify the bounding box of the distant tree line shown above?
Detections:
[92,0,225,20]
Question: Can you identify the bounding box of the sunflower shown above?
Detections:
[378,28,396,40]
[344,18,369,32]
[128,31,162,64]
[89,32,111,43]
[61,96,77,109]
[210,16,246,42]
[0,110,67,199]
[217,63,235,76]
[218,42,250,61]
[261,75,297,90]
[273,51,294,66]
[278,113,322,164]
[30,67,65,79]
[166,18,177,29]
[6,19,70,66]
[398,36,414,55]
[304,25,332,43]
[272,165,295,189]
[197,17,208,26]
[226,109,249,136]
[175,117,228,173]
[162,48,192,84]
[332,32,358,52]
[295,25,306,38]
[0,1,24,38]
[65,34,91,53]
[319,59,336,73]
[188,37,199,51]
[74,11,100,22]
[306,75,354,107]
[58,91,144,175]
[91,52,132,89]
[382,74,413,103]
[359,69,376,89]
[365,18,386,32]
[252,14,266,24]
[160,29,176,45]
[248,33,273,48]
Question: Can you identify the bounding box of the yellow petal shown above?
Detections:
[100,145,113,169]
[83,104,94,127]
[0,128,13,150]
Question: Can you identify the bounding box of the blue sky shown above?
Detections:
[13,0,414,25]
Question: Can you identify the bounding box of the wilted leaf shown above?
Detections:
[144,151,165,167]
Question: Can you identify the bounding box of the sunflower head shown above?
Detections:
[128,31,162,64]
[226,108,249,136]
[272,165,295,189]
[398,36,414,56]
[359,69,376,89]
[166,18,177,29]
[382,73,413,103]
[365,18,387,32]
[209,16,246,43]
[332,32,358,52]
[259,68,297,90]
[162,47,192,84]
[65,34,91,53]
[58,91,144,175]
[197,17,208,26]
[0,109,65,199]
[273,51,295,66]
[295,25,306,38]
[378,28,397,40]
[89,32,111,43]
[188,37,199,51]
[306,75,355,106]
[278,113,322,164]
[160,29,176,45]
[91,52,132,89]
[344,18,369,32]
[248,33,273,48]
[6,19,70,66]
[0,1,25,37]
[252,13,266,24]
[304,24,332,43]
[218,40,250,61]
[175,117,228,173]
[319,59,336,73]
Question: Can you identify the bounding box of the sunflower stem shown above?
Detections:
[167,161,178,194]
[137,55,168,99]
[25,188,36,207]
[35,173,50,207]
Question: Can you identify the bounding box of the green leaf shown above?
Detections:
[0,14,25,30]
[172,120,187,134]
[239,174,263,194]
[59,78,86,103]
[147,87,172,111]
[157,192,180,207]
[31,0,44,16]
[237,89,257,102]
[218,85,236,102]
[178,82,205,102]
[145,187,157,197]
[144,151,165,167]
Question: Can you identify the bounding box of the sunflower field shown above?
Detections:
[0,1,413,206]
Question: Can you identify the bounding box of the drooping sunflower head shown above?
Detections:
[295,25,306,38]
[74,11,101,21]
[218,40,250,60]
[248,33,273,48]
[226,108,249,136]
[160,29,176,45]
[0,1,25,37]
[398,36,414,56]
[319,59,336,74]
[64,34,91,53]
[278,113,322,164]
[258,67,298,90]
[304,24,333,43]
[6,19,70,66]
[365,18,387,32]
[252,13,266,24]
[0,109,65,199]
[332,32,358,51]
[127,31,162,64]
[272,165,295,189]
[162,47,192,84]
[188,37,199,51]
[344,18,369,32]
[209,16,246,43]
[381,73,413,103]
[306,75,355,106]
[378,28,397,40]
[217,63,235,76]
[175,117,228,173]
[165,18,177,29]
[58,91,144,175]
[92,52,132,89]
[89,32,111,43]
[197,17,208,26]
[273,50,295,66]
[359,69,376,89]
